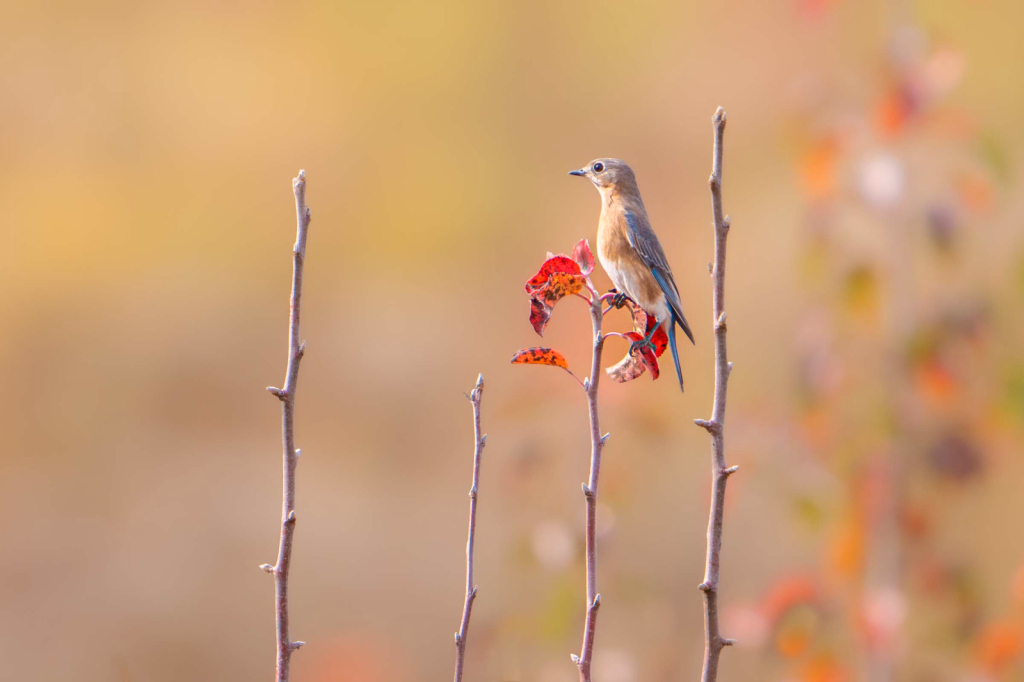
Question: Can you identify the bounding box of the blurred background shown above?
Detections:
[2,1,1022,680]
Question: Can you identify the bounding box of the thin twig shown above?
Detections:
[454,374,487,682]
[262,169,312,682]
[572,290,607,682]
[696,108,737,682]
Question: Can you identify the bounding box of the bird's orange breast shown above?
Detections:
[597,204,665,312]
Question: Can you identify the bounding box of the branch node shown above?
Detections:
[583,377,591,391]
[259,563,275,574]
[581,482,592,498]
[291,641,305,651]
[721,637,736,647]
[286,510,296,524]
[600,432,611,445]
[694,419,720,434]
[715,312,727,331]
[570,654,581,666]
[296,341,306,359]
[722,215,731,231]
[267,387,286,400]
[591,594,601,610]
[708,261,714,275]
[470,586,478,599]
[454,632,461,644]
[699,581,715,593]
[723,465,739,476]
[727,361,734,375]
[479,434,487,446]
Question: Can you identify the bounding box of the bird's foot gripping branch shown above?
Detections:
[509,238,667,682]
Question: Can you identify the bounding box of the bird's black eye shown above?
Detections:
[592,162,605,173]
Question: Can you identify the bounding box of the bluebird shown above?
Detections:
[570,159,694,391]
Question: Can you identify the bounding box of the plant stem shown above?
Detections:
[262,169,312,682]
[695,108,737,682]
[573,290,607,682]
[454,374,487,682]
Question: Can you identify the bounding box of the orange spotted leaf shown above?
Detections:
[525,256,581,293]
[511,347,571,371]
[526,271,587,337]
[572,238,596,275]
[541,271,586,304]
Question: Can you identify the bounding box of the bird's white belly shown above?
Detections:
[599,253,670,323]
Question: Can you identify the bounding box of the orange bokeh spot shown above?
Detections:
[874,91,909,138]
[975,620,1024,674]
[801,138,838,200]
[801,655,849,682]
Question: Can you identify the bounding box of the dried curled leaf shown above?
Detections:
[606,302,669,383]
[572,238,596,276]
[529,297,551,336]
[511,347,570,372]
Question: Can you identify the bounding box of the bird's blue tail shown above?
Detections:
[668,316,684,392]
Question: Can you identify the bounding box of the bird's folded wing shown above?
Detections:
[623,210,694,343]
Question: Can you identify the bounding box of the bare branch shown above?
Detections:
[453,374,487,682]
[697,108,737,682]
[264,169,312,682]
[574,294,607,682]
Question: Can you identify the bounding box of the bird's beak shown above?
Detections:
[568,169,587,177]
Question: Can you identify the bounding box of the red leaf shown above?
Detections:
[605,302,667,383]
[627,331,660,379]
[525,255,588,337]
[525,256,581,293]
[529,297,552,336]
[572,239,596,275]
[637,305,668,358]
[511,347,571,371]
[607,331,660,382]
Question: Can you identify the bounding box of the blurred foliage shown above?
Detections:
[729,13,1024,682]
[1,1,1022,682]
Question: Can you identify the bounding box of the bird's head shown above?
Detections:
[568,158,636,194]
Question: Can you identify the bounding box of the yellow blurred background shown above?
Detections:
[2,1,1023,680]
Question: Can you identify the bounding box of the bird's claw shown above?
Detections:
[611,292,628,309]
[629,337,653,357]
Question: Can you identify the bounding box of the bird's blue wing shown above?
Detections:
[624,210,694,344]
